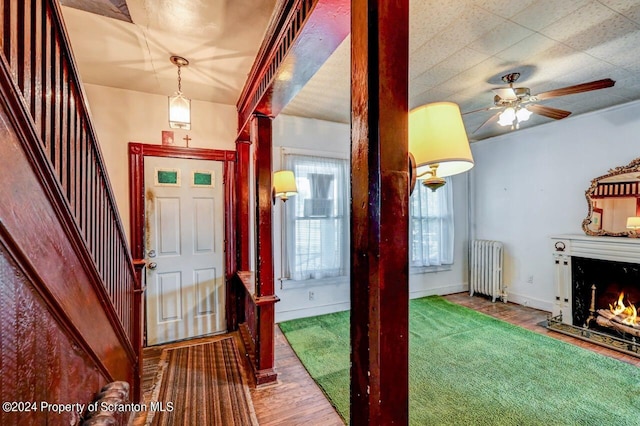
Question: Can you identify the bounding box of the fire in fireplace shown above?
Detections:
[570,256,640,352]
[594,292,640,338]
[571,256,640,326]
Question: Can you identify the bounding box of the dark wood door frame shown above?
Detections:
[128,142,237,343]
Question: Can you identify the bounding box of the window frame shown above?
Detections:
[409,176,455,272]
[281,150,350,282]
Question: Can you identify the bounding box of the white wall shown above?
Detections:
[470,100,640,311]
[272,114,470,322]
[83,83,237,241]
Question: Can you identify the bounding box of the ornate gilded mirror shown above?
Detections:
[582,157,640,237]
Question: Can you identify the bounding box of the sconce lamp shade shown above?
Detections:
[168,92,191,130]
[273,170,298,202]
[626,216,640,229]
[409,102,474,178]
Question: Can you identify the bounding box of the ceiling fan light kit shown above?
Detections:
[466,72,615,134]
[497,105,533,129]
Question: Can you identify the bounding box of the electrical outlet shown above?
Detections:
[527,275,534,284]
[308,291,315,301]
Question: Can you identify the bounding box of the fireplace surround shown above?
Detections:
[550,234,640,356]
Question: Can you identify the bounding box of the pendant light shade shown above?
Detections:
[168,55,191,130]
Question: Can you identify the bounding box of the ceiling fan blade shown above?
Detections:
[492,87,517,101]
[527,104,572,120]
[462,105,499,115]
[473,112,501,134]
[534,78,615,100]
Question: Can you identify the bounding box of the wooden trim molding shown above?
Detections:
[128,143,233,259]
[128,142,238,335]
[236,0,349,135]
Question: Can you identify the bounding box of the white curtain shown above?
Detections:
[284,154,349,280]
[410,177,454,267]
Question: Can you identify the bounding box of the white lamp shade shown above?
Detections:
[409,102,474,177]
[169,92,191,130]
[274,170,298,198]
[626,216,640,229]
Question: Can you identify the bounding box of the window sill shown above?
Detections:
[410,264,453,275]
[278,275,349,290]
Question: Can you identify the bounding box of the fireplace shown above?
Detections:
[550,234,640,356]
[572,256,640,330]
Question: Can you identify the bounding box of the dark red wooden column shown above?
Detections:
[350,0,410,424]
[251,114,279,383]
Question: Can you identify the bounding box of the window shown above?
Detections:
[284,154,349,280]
[409,177,454,268]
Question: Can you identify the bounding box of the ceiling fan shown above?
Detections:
[465,72,615,133]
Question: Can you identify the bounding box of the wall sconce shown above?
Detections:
[409,102,474,192]
[626,216,640,229]
[272,170,298,204]
[168,55,191,130]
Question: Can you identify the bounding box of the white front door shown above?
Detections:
[144,156,226,345]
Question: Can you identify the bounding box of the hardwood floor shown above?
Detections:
[136,293,640,426]
[247,329,344,426]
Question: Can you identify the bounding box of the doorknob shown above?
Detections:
[148,262,158,270]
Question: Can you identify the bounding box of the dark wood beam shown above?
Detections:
[350,0,410,424]
[236,0,349,136]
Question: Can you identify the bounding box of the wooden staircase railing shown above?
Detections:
[1,0,136,343]
[0,0,139,400]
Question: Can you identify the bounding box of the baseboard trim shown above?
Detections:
[410,283,468,300]
[276,301,350,323]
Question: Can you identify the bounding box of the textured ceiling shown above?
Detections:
[62,1,640,141]
[283,0,640,141]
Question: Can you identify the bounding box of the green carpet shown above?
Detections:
[279,296,640,425]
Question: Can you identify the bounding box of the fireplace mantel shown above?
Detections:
[550,234,640,323]
[551,234,640,265]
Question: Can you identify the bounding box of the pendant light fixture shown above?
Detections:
[168,55,191,130]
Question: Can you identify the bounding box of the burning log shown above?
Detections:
[596,309,640,338]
